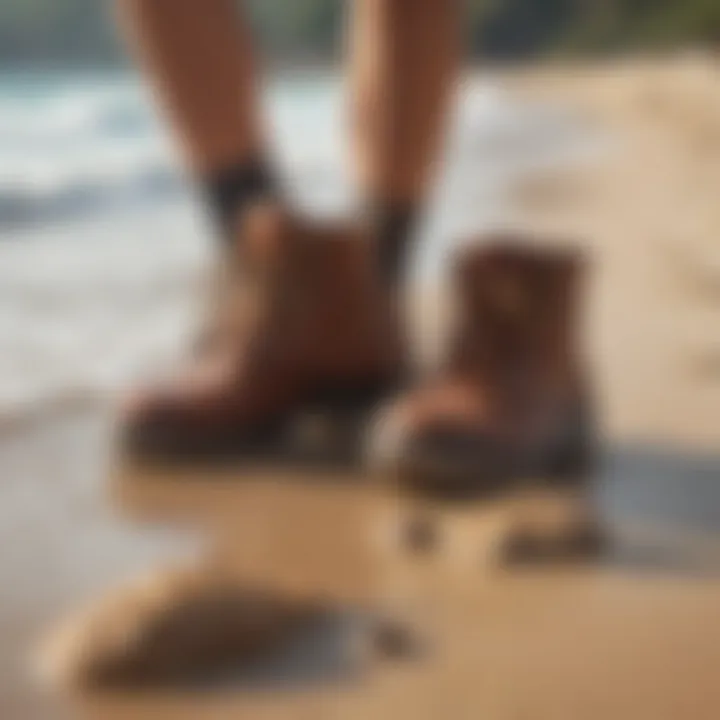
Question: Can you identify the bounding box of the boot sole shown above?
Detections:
[112,380,398,522]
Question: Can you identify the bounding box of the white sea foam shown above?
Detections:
[0,74,180,224]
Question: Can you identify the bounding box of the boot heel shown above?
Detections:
[495,412,605,562]
[493,402,604,563]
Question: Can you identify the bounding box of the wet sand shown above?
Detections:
[3,56,720,718]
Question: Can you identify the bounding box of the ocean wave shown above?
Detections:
[0,162,184,228]
[0,73,584,228]
[0,76,185,226]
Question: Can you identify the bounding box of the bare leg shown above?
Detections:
[349,0,461,281]
[116,0,272,236]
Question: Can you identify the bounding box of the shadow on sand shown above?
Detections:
[590,442,720,577]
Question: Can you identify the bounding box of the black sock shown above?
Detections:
[204,158,276,245]
[368,200,418,286]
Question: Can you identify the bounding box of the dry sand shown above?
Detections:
[2,55,720,719]
[508,53,720,447]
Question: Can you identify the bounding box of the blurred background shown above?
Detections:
[1,1,720,718]
[0,0,718,423]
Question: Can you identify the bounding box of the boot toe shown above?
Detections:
[400,426,515,500]
[367,406,514,500]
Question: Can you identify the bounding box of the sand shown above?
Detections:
[2,55,720,719]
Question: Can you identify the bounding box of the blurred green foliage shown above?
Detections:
[0,0,718,66]
[0,0,116,64]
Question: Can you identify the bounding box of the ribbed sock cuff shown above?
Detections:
[204,158,276,244]
[368,200,418,286]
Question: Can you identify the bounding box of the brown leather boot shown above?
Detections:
[369,238,595,501]
[120,204,403,468]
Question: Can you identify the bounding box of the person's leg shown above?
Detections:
[349,0,461,284]
[116,0,274,241]
[115,1,404,469]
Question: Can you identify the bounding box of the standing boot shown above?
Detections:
[369,239,599,559]
[119,203,403,471]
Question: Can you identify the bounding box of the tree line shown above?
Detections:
[1,0,718,66]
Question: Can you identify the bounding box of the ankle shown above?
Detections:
[203,157,277,245]
[366,199,418,288]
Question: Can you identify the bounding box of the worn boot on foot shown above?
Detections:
[369,238,594,500]
[120,204,403,470]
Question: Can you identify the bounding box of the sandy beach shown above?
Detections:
[2,56,720,719]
